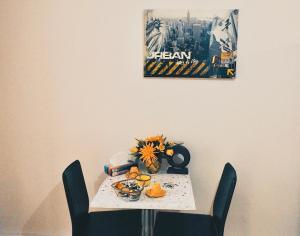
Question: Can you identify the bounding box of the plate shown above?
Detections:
[145,189,166,198]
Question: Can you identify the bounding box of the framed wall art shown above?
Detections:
[144,9,239,79]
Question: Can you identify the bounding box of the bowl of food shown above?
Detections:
[135,174,151,187]
[126,166,140,179]
[145,183,166,198]
[112,179,144,201]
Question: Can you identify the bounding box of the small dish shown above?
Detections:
[145,183,166,198]
[111,179,144,201]
[135,174,151,187]
[125,166,140,179]
[145,189,166,198]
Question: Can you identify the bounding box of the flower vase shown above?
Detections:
[144,159,161,174]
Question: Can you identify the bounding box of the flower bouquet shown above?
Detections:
[130,135,179,174]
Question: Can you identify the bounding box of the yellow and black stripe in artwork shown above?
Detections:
[192,62,206,75]
[158,62,174,75]
[144,59,211,78]
[200,66,210,76]
[183,62,199,76]
[165,63,181,75]
[175,63,189,75]
[151,62,163,75]
[146,61,157,71]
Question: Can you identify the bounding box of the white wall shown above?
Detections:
[0,0,300,235]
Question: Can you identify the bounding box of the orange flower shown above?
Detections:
[156,142,165,152]
[139,143,158,165]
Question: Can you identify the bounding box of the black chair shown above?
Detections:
[154,163,237,236]
[63,160,141,236]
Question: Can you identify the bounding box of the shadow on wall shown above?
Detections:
[23,183,70,236]
[23,168,109,236]
[224,164,252,236]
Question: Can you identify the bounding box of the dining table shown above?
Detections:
[90,172,196,236]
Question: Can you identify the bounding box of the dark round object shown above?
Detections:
[167,145,190,168]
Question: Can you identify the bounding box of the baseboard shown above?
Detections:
[0,233,52,236]
[0,233,51,236]
[0,231,69,236]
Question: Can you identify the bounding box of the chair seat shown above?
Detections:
[80,210,141,236]
[154,212,218,236]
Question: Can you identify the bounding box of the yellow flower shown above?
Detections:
[168,141,175,146]
[145,135,164,143]
[156,142,165,152]
[139,143,158,165]
[130,147,138,153]
[166,149,174,156]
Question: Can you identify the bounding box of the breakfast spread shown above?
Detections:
[112,168,167,201]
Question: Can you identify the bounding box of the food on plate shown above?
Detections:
[121,187,130,193]
[115,182,125,190]
[130,166,139,173]
[146,183,166,198]
[112,178,144,201]
[126,166,140,179]
[136,174,151,187]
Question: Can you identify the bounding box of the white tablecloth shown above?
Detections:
[90,174,196,211]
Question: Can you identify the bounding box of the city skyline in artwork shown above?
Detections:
[144,9,239,79]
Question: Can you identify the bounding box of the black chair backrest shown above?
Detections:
[63,160,89,234]
[213,163,237,236]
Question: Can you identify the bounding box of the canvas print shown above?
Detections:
[144,9,239,79]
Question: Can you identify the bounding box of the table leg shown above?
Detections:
[142,209,156,236]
